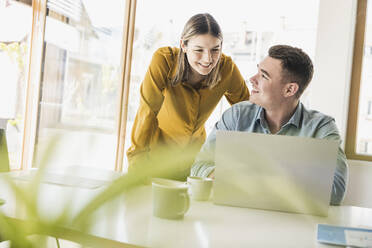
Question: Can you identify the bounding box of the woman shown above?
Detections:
[127,13,249,179]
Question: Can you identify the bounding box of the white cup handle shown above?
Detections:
[179,192,190,215]
[185,181,192,196]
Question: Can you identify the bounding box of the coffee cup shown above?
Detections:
[187,176,213,201]
[152,178,190,219]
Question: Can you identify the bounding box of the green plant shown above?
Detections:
[0,42,27,72]
[0,136,197,247]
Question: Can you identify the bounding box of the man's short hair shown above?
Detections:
[268,45,314,98]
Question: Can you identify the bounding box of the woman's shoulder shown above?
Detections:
[153,46,180,61]
[149,47,179,72]
[218,52,242,81]
[149,47,179,85]
[219,52,233,67]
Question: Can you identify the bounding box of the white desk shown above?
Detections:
[0,176,371,248]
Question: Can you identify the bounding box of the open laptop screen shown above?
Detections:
[213,131,338,216]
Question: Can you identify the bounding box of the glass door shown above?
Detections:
[32,0,127,170]
[0,0,32,170]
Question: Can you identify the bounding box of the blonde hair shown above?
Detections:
[171,13,223,88]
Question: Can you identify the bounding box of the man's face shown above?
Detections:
[249,56,288,110]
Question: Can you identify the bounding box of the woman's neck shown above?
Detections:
[188,70,206,85]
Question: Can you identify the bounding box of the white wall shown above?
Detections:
[311,0,357,145]
[314,0,372,207]
[343,160,372,208]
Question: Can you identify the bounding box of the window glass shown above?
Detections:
[33,0,126,170]
[125,0,320,170]
[356,0,372,156]
[0,0,32,170]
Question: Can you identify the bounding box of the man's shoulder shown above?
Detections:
[228,101,261,119]
[299,104,341,139]
[232,101,260,111]
[301,104,335,126]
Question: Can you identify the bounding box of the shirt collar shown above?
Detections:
[256,102,303,128]
[286,102,302,128]
[256,106,269,132]
[256,106,265,123]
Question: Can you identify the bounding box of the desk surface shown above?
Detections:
[0,175,371,248]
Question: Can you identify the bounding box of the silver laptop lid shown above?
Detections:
[213,131,338,216]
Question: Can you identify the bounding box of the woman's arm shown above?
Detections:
[223,58,250,104]
[191,105,238,177]
[127,48,172,168]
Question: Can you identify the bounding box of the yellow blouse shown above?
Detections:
[127,47,249,172]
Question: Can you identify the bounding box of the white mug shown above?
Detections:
[187,176,213,201]
[152,178,190,219]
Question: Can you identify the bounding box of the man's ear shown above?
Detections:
[284,82,299,97]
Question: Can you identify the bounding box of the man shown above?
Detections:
[190,45,348,205]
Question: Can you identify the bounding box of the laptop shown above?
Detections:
[213,131,338,216]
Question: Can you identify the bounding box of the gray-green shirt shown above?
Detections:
[191,101,348,205]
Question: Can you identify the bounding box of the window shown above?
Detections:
[123,0,320,170]
[0,0,32,170]
[24,0,324,172]
[346,0,372,160]
[367,99,372,117]
[26,0,128,170]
